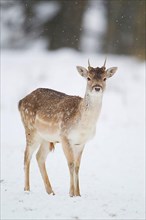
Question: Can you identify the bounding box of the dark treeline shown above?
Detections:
[103,0,145,59]
[1,0,145,59]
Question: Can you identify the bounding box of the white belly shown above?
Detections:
[37,131,60,142]
[35,115,60,142]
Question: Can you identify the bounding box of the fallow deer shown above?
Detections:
[18,59,117,197]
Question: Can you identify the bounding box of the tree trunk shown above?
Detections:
[44,0,87,50]
[103,0,145,60]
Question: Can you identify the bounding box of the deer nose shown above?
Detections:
[94,87,101,92]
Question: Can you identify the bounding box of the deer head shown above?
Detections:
[76,59,118,94]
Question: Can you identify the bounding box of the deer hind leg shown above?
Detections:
[61,137,75,197]
[24,131,39,191]
[73,145,84,196]
[36,141,55,195]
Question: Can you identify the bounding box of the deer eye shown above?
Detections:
[103,78,106,81]
[87,77,91,81]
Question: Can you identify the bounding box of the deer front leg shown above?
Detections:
[74,145,84,196]
[61,137,75,197]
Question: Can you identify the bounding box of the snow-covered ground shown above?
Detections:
[1,49,145,219]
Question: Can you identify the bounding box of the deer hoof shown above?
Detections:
[24,187,30,191]
[46,188,55,195]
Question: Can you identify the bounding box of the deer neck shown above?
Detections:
[80,86,103,121]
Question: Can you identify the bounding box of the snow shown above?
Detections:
[1,3,24,48]
[34,1,60,23]
[1,49,145,219]
[81,0,106,52]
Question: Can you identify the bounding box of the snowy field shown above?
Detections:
[1,49,145,219]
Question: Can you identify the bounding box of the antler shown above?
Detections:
[88,59,91,68]
[103,57,107,68]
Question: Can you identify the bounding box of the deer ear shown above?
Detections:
[106,67,118,78]
[76,66,88,78]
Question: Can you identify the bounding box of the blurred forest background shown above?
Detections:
[1,0,145,60]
